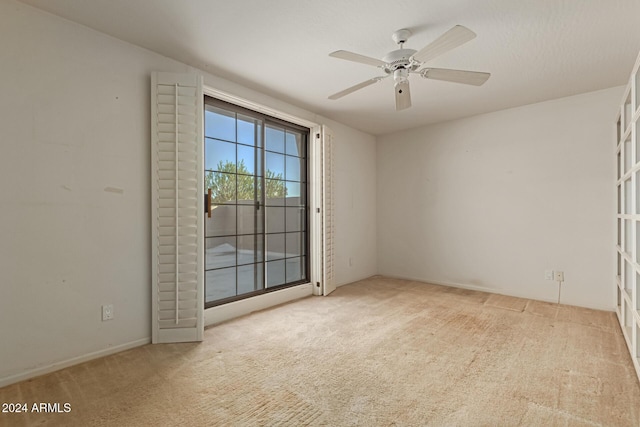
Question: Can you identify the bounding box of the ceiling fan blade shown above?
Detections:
[421,68,491,86]
[395,81,411,111]
[329,50,387,67]
[328,77,385,100]
[412,25,476,64]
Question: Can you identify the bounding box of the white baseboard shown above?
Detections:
[379,274,614,312]
[205,283,313,327]
[0,338,150,389]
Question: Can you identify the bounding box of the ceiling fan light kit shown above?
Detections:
[328,25,491,111]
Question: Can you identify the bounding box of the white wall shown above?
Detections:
[377,87,621,310]
[0,0,377,385]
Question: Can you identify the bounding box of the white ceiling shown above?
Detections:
[19,0,640,135]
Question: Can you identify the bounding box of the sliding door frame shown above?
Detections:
[202,86,323,325]
[203,96,311,307]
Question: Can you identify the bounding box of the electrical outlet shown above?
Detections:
[554,271,564,282]
[545,270,554,280]
[102,304,114,321]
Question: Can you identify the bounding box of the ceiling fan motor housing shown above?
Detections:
[382,48,420,74]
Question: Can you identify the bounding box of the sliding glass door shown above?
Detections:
[204,97,308,307]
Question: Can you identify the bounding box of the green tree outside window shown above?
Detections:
[206,160,286,204]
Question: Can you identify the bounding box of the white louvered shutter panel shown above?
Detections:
[151,72,204,343]
[322,125,336,296]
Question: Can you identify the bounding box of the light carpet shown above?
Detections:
[1,276,639,426]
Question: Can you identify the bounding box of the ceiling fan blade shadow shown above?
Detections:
[421,68,490,86]
[395,81,411,111]
[328,77,386,100]
[329,50,387,67]
[412,25,476,64]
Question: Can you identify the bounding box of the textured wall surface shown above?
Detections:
[377,87,622,310]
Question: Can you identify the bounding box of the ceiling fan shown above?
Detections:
[328,26,491,111]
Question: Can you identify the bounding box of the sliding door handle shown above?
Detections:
[207,188,212,218]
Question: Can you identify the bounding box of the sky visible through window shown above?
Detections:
[205,107,303,198]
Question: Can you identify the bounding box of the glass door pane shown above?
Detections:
[265,125,307,289]
[205,103,265,305]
